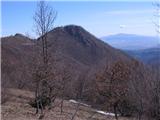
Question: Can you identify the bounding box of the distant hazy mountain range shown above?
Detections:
[101,33,159,50]
[126,47,160,67]
[101,33,160,68]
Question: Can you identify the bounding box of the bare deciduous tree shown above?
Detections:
[96,60,131,120]
[30,1,57,118]
[34,0,57,64]
[58,65,72,114]
[70,71,88,120]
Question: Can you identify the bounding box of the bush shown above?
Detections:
[29,96,51,109]
[117,100,137,117]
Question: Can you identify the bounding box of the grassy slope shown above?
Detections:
[1,88,133,120]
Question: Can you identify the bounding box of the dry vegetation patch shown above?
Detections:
[1,88,132,120]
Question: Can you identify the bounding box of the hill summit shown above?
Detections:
[2,25,145,104]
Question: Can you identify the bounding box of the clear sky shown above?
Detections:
[1,0,158,38]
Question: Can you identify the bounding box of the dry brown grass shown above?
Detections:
[2,88,133,120]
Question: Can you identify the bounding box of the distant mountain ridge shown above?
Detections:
[125,47,160,68]
[101,33,159,50]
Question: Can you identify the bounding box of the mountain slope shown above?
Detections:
[2,88,130,120]
[2,25,147,105]
[1,34,34,88]
[45,25,132,67]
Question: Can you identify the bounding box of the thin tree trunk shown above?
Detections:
[60,99,64,114]
[114,102,118,120]
[70,103,80,120]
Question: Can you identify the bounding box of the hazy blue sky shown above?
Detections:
[1,0,158,38]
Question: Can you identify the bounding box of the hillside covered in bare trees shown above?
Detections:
[2,24,160,120]
[1,1,160,120]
